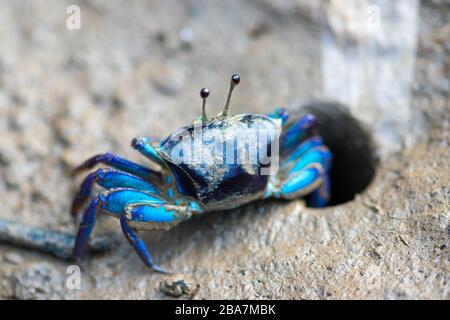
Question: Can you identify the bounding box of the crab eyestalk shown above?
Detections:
[200,87,210,122]
[221,74,240,117]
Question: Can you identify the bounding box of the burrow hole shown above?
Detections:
[290,100,379,206]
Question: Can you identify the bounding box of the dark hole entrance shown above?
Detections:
[288,100,378,206]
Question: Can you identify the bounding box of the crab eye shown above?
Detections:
[200,88,210,122]
[200,88,210,99]
[222,74,241,117]
[231,74,240,85]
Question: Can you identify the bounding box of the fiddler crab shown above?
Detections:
[71,74,332,272]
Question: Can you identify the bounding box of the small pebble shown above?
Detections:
[159,275,199,298]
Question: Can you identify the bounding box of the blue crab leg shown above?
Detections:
[282,143,331,207]
[308,172,331,207]
[73,188,164,258]
[120,201,203,272]
[70,168,160,217]
[266,163,329,206]
[280,114,318,152]
[72,152,161,182]
[131,137,165,167]
[280,137,332,207]
[280,163,330,207]
[285,146,332,175]
[126,201,203,224]
[282,136,325,165]
[0,218,111,259]
[266,140,332,207]
[119,214,167,273]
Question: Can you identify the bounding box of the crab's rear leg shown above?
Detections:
[284,145,332,175]
[70,168,160,217]
[267,108,318,152]
[265,138,332,207]
[282,137,332,207]
[281,136,325,167]
[281,114,318,152]
[120,201,203,273]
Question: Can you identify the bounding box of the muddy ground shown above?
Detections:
[0,0,448,299]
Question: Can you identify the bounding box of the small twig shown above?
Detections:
[398,235,410,247]
[0,218,112,260]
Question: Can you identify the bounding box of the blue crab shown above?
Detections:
[71,74,332,272]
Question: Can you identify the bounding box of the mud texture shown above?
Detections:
[0,0,448,299]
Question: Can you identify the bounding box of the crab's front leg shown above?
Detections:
[71,168,160,217]
[73,188,164,259]
[73,187,203,272]
[120,201,203,272]
[72,152,161,182]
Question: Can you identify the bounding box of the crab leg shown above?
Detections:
[125,201,203,224]
[72,152,161,182]
[119,214,167,273]
[266,139,332,207]
[70,168,160,217]
[266,163,329,205]
[281,136,325,165]
[74,187,203,272]
[285,145,332,175]
[73,188,164,258]
[266,110,319,154]
[308,171,331,207]
[284,143,332,207]
[120,201,203,272]
[281,163,330,206]
[280,114,318,152]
